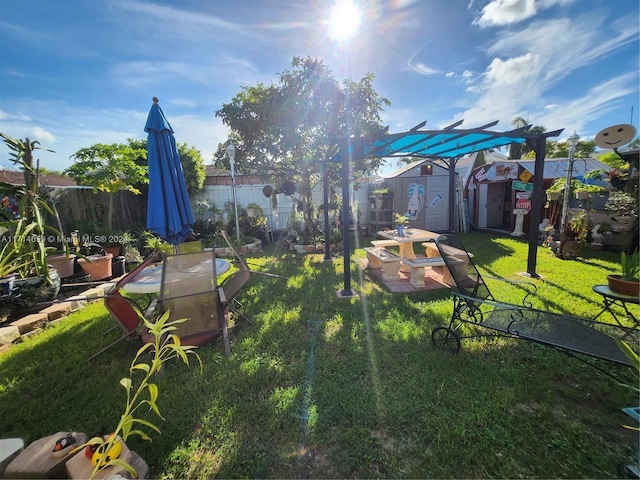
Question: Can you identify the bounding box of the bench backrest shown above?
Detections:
[434,234,495,302]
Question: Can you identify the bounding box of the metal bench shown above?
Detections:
[364,247,403,281]
[430,234,639,380]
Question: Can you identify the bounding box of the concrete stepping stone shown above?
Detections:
[3,431,86,479]
[65,438,149,479]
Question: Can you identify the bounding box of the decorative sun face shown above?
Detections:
[327,0,362,43]
[594,124,637,149]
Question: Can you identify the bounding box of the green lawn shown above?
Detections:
[0,232,637,478]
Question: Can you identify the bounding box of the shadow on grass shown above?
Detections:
[0,236,637,478]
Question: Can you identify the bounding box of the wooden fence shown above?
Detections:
[48,188,147,234]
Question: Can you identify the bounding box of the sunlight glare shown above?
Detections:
[327,0,362,43]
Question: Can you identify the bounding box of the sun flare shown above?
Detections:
[327,0,362,43]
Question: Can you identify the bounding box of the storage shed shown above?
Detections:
[466,158,611,232]
[381,159,451,232]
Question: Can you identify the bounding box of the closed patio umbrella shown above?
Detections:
[145,97,194,245]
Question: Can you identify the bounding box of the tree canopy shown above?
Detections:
[214,56,390,237]
[66,139,205,228]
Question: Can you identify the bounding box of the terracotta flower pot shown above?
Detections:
[46,253,77,278]
[607,274,640,297]
[77,253,113,280]
[104,246,121,257]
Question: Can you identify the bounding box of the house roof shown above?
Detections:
[0,170,81,188]
[381,150,509,180]
[518,157,610,182]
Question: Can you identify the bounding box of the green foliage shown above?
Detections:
[214,56,390,238]
[620,251,640,282]
[605,191,638,216]
[176,143,206,194]
[76,309,201,478]
[0,133,66,279]
[509,116,546,159]
[546,177,604,196]
[394,212,409,225]
[568,210,591,245]
[66,142,148,195]
[65,141,149,229]
[524,138,597,159]
[598,150,628,170]
[370,187,391,195]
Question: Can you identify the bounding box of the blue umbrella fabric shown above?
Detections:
[145,97,194,245]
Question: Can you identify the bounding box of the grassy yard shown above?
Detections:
[0,232,637,478]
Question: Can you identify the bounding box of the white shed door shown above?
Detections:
[425,176,448,232]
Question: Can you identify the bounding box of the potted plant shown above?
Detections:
[558,210,590,259]
[45,251,77,278]
[370,187,391,209]
[608,251,640,297]
[0,133,64,306]
[575,183,604,200]
[77,243,114,281]
[246,202,262,218]
[394,212,409,236]
[0,240,29,298]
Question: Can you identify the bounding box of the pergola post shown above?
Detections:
[339,137,355,297]
[447,158,456,232]
[525,135,548,277]
[322,159,331,261]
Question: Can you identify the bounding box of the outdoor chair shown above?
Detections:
[140,233,287,358]
[430,234,639,380]
[152,250,231,356]
[90,251,159,360]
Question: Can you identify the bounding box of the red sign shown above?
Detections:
[515,198,531,212]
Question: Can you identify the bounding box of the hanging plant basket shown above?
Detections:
[282,179,297,196]
[575,191,590,200]
[547,191,561,201]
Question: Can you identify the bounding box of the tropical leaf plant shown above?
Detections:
[72,308,202,478]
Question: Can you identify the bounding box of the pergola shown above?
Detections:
[335,119,563,297]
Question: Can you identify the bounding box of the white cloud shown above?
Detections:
[532,72,638,135]
[474,0,537,27]
[474,0,573,28]
[411,62,440,76]
[31,127,55,144]
[448,8,639,132]
[0,110,31,122]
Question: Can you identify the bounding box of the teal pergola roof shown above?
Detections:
[365,120,528,160]
[335,120,548,163]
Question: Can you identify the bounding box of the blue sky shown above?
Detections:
[1,0,638,174]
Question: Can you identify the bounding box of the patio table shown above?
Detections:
[592,284,639,328]
[376,228,439,272]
